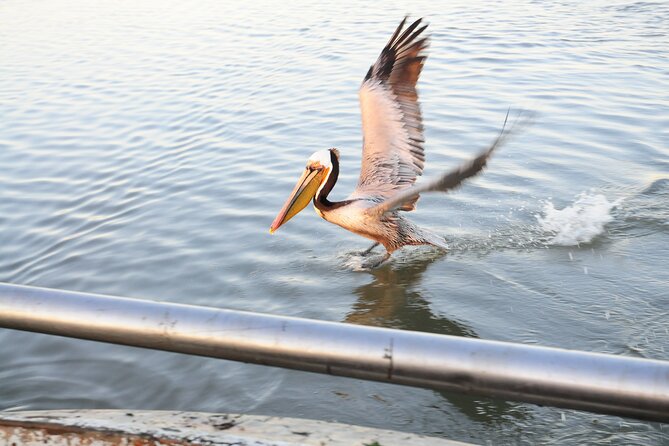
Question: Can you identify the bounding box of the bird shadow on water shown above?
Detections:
[343,249,531,426]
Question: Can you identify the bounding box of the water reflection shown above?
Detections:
[345,251,471,336]
[345,251,529,425]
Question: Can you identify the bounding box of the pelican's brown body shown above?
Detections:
[311,149,448,255]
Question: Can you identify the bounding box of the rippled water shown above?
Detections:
[1,0,668,444]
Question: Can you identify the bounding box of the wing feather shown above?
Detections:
[365,111,527,217]
[352,18,429,211]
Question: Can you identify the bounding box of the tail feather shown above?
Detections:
[419,228,449,251]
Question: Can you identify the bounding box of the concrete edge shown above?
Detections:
[0,409,474,446]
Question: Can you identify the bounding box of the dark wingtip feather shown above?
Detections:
[367,17,429,83]
[386,16,408,49]
[396,25,429,54]
[392,18,423,51]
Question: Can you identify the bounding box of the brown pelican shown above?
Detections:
[270,17,516,267]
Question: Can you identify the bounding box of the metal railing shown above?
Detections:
[0,282,667,422]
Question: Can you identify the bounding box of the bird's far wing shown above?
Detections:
[351,17,429,211]
[366,111,524,217]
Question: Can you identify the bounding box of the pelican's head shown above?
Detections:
[270,149,337,234]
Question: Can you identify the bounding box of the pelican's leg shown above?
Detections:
[359,242,380,256]
[362,251,391,269]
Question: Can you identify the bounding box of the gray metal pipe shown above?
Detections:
[0,282,668,422]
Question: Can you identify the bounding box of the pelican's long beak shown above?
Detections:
[270,167,328,234]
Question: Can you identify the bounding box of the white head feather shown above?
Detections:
[307,149,333,168]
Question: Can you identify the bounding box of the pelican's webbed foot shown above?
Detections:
[361,251,391,269]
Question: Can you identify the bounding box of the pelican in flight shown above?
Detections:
[270,17,516,267]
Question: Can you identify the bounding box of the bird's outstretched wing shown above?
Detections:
[366,111,527,217]
[351,17,429,211]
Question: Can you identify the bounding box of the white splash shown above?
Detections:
[536,193,619,246]
[341,254,370,271]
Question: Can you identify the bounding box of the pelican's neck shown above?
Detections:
[314,150,341,210]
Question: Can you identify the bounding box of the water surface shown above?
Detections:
[1,1,668,444]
